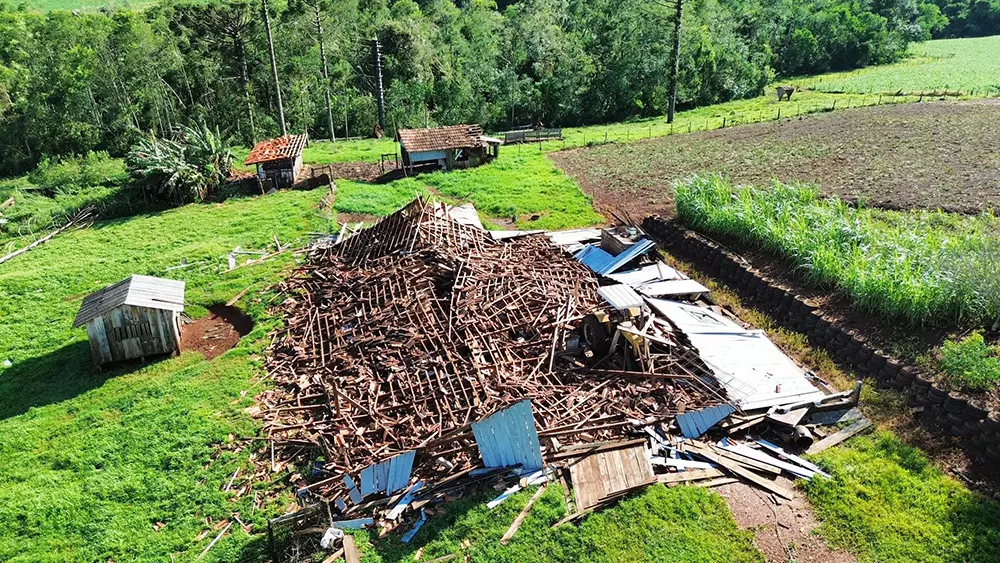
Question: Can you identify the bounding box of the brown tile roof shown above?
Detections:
[397,124,486,153]
[244,133,309,165]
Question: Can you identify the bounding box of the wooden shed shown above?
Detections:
[73,275,185,366]
[244,133,309,189]
[397,124,500,173]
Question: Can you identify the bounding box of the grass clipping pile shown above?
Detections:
[261,198,724,506]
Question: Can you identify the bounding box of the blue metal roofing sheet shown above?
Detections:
[574,238,656,276]
[472,400,543,470]
[676,404,736,438]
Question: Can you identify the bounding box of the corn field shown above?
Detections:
[674,174,1000,328]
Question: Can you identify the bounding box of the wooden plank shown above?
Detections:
[706,447,782,476]
[686,443,794,500]
[343,535,360,563]
[649,456,717,470]
[806,419,873,454]
[657,468,725,484]
[720,444,815,479]
[548,438,646,461]
[500,483,548,544]
[755,439,831,478]
[695,477,739,488]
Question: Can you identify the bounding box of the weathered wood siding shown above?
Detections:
[85,304,180,365]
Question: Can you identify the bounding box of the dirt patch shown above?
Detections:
[552,100,1000,218]
[716,478,856,563]
[180,305,253,360]
[305,162,383,183]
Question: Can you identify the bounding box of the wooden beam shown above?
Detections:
[500,483,548,544]
[806,419,872,454]
[686,443,794,500]
[657,468,724,484]
[343,535,360,563]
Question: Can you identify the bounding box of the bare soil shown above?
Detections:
[552,100,1000,218]
[180,305,253,360]
[716,478,856,563]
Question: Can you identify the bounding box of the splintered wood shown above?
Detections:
[262,198,723,500]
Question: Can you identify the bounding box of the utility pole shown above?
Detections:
[372,38,386,135]
[262,0,287,136]
[667,0,683,124]
[310,0,335,141]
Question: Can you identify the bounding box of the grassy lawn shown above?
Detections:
[357,485,762,563]
[0,189,331,561]
[795,35,1000,96]
[805,432,1000,563]
[332,151,604,231]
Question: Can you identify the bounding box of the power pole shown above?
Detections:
[372,38,386,135]
[262,0,287,136]
[667,0,683,124]
[310,0,335,141]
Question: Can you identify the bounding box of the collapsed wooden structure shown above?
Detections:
[245,133,309,189]
[259,198,868,560]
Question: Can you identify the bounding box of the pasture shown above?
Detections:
[797,35,1000,96]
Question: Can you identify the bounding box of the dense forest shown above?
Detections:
[928,0,1000,36]
[0,0,977,176]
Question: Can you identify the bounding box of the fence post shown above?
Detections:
[604,131,608,144]
[722,117,727,128]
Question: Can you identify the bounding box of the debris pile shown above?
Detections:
[262,198,726,502]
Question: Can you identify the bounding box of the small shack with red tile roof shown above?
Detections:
[244,133,309,189]
[397,124,500,172]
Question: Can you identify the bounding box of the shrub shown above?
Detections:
[939,332,1000,392]
[27,152,125,194]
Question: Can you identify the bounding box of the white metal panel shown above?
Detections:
[637,279,710,297]
[607,262,686,286]
[545,228,602,250]
[446,203,485,231]
[597,284,645,310]
[648,299,825,410]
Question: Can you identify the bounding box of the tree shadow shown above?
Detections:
[0,340,154,421]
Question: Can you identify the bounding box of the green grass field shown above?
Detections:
[0,189,330,561]
[805,432,1000,562]
[795,35,1000,96]
[674,174,1000,329]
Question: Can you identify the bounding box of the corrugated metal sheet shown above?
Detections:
[574,238,656,276]
[607,262,685,286]
[472,400,543,470]
[546,228,602,251]
[445,203,485,231]
[637,279,710,297]
[489,230,545,240]
[244,133,309,165]
[648,299,825,411]
[597,284,644,310]
[74,275,185,328]
[358,450,415,497]
[398,124,485,152]
[676,404,736,438]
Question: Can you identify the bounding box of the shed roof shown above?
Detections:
[397,125,487,153]
[244,133,309,165]
[73,275,185,328]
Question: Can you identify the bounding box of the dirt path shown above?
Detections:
[716,478,855,563]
